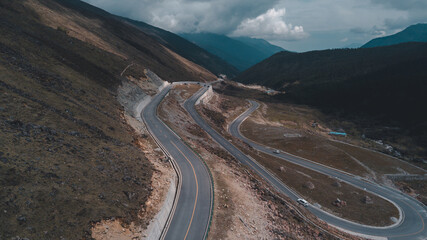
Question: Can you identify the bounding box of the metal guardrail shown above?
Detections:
[142,83,215,240]
[160,86,215,240]
[140,89,182,240]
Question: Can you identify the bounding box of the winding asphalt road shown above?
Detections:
[142,85,212,240]
[185,86,427,240]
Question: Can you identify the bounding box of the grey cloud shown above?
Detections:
[384,14,427,30]
[350,25,389,38]
[82,0,427,52]
[370,0,427,30]
[231,8,308,40]
[370,0,427,10]
[350,27,367,34]
[83,0,280,34]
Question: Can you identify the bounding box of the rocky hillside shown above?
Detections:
[0,0,218,238]
[121,18,239,77]
[24,0,217,83]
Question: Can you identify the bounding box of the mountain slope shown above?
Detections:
[121,18,239,77]
[234,42,427,93]
[362,23,427,48]
[180,33,285,71]
[233,43,427,156]
[26,0,217,83]
[0,0,225,238]
[233,36,285,56]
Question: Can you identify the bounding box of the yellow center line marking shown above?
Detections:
[171,141,198,240]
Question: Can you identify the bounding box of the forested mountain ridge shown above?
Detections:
[180,32,286,71]
[234,42,427,158]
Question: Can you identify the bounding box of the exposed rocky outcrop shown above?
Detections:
[332,198,347,208]
[362,196,373,204]
[304,181,315,190]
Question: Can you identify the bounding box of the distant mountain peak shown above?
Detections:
[179,32,286,71]
[362,23,427,48]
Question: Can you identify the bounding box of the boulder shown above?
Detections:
[332,198,347,207]
[362,195,373,204]
[17,215,27,224]
[303,181,315,190]
[332,181,341,187]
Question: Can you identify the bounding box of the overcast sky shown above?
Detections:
[83,0,427,52]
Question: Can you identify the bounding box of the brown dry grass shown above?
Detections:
[23,0,216,83]
[162,47,216,82]
[0,2,163,238]
[0,43,153,240]
[330,141,425,175]
[395,180,427,206]
[25,0,127,59]
[242,102,424,177]
[197,88,250,129]
[241,120,370,177]
[175,84,202,98]
[243,148,399,226]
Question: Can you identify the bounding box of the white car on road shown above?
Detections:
[297,198,309,207]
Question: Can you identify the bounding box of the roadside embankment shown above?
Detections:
[118,70,170,121]
[97,69,176,240]
[195,85,213,105]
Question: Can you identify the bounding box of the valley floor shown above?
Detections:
[215,81,427,207]
[157,84,358,239]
